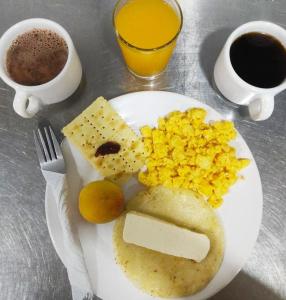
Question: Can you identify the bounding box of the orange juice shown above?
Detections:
[114,0,182,78]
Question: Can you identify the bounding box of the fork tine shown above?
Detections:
[33,130,46,163]
[49,126,63,158]
[44,127,56,160]
[38,128,52,161]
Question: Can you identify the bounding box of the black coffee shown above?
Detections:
[6,29,68,86]
[230,32,286,88]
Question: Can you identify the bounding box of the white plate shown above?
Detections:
[45,91,263,300]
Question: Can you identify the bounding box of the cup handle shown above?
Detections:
[248,95,274,121]
[13,91,42,118]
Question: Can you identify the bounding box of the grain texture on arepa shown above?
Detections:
[113,186,224,298]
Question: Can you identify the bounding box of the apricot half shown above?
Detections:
[79,180,124,224]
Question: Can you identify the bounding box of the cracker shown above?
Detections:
[62,96,145,177]
[107,173,132,187]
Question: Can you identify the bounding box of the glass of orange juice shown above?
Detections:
[113,0,183,80]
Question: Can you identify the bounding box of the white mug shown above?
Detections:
[214,21,286,121]
[0,18,82,118]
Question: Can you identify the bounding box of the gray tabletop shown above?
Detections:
[0,0,285,299]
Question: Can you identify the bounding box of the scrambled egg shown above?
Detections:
[138,108,250,208]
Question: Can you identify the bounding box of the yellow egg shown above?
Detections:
[139,108,250,208]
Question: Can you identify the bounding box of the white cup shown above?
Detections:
[214,21,286,121]
[0,18,82,118]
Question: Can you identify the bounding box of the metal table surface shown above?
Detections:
[0,0,285,299]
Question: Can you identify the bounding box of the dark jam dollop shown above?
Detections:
[95,141,121,157]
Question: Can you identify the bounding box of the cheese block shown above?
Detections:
[123,211,210,262]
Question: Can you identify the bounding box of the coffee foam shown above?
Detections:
[10,29,68,56]
[6,29,68,86]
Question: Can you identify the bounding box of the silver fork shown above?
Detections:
[34,125,94,299]
[33,126,73,248]
[33,126,66,174]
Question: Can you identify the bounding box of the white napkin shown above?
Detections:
[44,170,96,300]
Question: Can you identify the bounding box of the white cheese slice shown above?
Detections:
[123,211,210,262]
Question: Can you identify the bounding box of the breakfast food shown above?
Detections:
[123,211,210,262]
[79,180,124,223]
[62,96,145,177]
[107,172,132,186]
[138,108,250,208]
[113,186,224,298]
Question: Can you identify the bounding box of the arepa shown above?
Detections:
[113,186,224,298]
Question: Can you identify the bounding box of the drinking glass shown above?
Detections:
[113,0,183,80]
